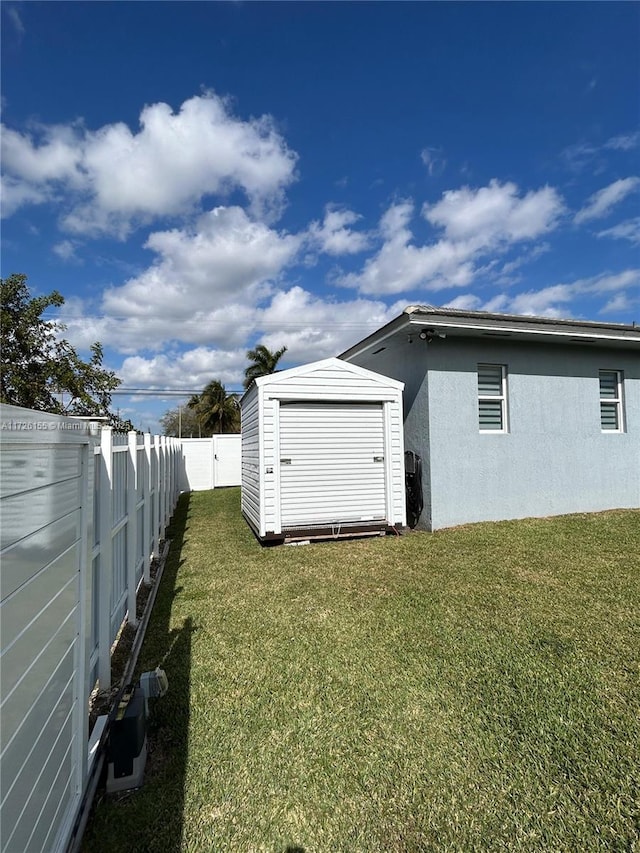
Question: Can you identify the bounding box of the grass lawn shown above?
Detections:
[83,489,640,853]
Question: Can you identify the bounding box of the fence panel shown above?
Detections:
[0,405,182,853]
[0,406,94,853]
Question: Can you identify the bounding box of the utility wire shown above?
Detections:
[112,388,244,396]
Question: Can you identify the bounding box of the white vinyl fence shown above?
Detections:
[0,405,181,853]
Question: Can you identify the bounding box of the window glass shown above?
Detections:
[599,370,623,432]
[478,364,507,432]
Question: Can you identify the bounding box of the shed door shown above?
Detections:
[279,401,386,529]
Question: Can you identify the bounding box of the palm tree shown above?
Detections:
[188,380,240,434]
[243,344,288,390]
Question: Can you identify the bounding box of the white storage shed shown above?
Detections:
[241,357,406,542]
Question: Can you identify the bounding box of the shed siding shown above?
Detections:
[262,398,278,535]
[387,400,406,523]
[240,385,261,534]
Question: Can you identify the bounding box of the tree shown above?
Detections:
[243,344,288,390]
[1,273,122,422]
[159,404,212,438]
[188,380,240,434]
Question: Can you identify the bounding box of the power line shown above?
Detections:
[43,312,383,330]
[112,388,243,396]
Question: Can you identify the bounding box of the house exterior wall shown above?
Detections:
[344,336,639,530]
[426,338,639,529]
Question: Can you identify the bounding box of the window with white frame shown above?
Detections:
[478,364,508,432]
[599,370,624,432]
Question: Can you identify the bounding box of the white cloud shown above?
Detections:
[575,177,640,224]
[1,92,298,235]
[59,206,303,354]
[52,240,81,262]
[600,292,637,314]
[605,132,640,151]
[505,285,576,317]
[257,286,403,362]
[577,269,640,293]
[420,147,446,177]
[497,243,551,282]
[447,269,640,319]
[1,123,83,184]
[597,217,640,245]
[339,201,476,295]
[340,182,563,296]
[6,6,25,36]
[424,180,564,244]
[105,204,300,321]
[119,347,247,390]
[562,132,640,173]
[112,288,402,389]
[307,207,370,255]
[442,294,482,311]
[0,174,50,217]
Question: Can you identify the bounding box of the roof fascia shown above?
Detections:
[341,310,639,361]
[339,314,411,362]
[406,314,639,343]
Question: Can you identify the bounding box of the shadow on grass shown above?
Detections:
[82,493,194,853]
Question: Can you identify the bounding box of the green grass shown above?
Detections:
[83,490,640,853]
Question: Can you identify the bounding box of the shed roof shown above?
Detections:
[252,356,404,390]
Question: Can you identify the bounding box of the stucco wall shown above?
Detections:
[427,338,639,529]
[345,335,639,530]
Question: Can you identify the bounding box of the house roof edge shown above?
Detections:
[339,305,640,361]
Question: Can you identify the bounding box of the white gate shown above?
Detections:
[213,435,242,487]
[180,435,241,491]
[278,401,387,529]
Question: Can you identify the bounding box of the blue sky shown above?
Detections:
[2,1,638,431]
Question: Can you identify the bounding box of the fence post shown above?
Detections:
[164,436,171,524]
[164,436,170,531]
[126,430,138,628]
[173,439,180,507]
[159,436,167,538]
[153,436,160,552]
[97,426,113,689]
[172,439,177,508]
[143,433,152,583]
[73,436,94,799]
